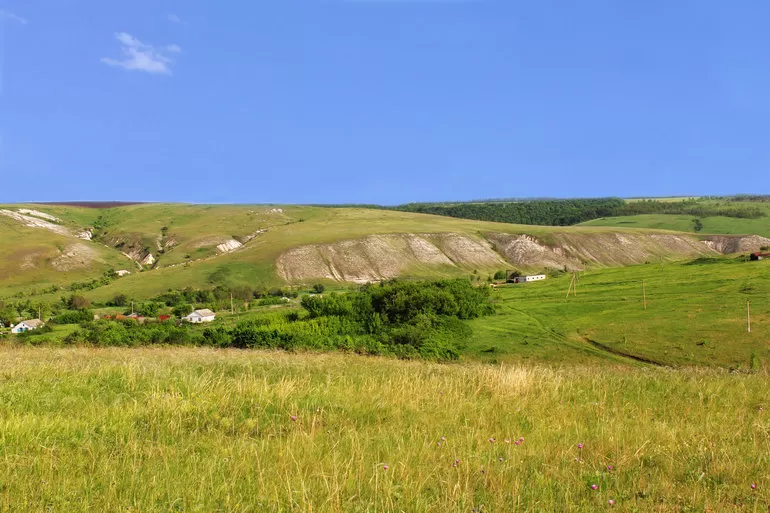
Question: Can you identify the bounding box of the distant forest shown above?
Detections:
[382,197,765,227]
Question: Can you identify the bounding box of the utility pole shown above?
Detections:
[131,301,134,315]
[747,299,751,333]
[230,293,234,315]
[573,271,577,296]
[566,272,574,298]
[643,281,647,311]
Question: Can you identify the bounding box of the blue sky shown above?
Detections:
[1,0,769,204]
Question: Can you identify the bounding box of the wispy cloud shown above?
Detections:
[0,9,27,25]
[168,13,186,25]
[101,32,180,75]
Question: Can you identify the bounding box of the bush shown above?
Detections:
[258,297,288,307]
[68,295,91,310]
[109,294,129,307]
[54,309,93,325]
[173,304,194,318]
[311,283,326,294]
[139,302,162,317]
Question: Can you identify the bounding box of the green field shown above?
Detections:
[580,199,770,239]
[2,202,770,511]
[581,214,770,239]
[468,257,769,368]
[0,347,766,512]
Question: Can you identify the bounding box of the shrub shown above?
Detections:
[173,304,194,318]
[54,310,93,325]
[68,295,91,310]
[109,294,129,307]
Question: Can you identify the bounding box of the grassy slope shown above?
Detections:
[580,200,770,238]
[0,214,133,295]
[0,347,766,512]
[581,214,770,239]
[80,207,653,302]
[467,257,770,368]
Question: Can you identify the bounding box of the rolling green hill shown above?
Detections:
[580,213,770,239]
[1,202,769,303]
[2,202,770,370]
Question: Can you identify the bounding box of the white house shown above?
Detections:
[11,319,44,334]
[182,309,216,323]
[115,269,132,277]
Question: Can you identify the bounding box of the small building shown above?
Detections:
[11,319,44,334]
[513,274,547,284]
[750,252,770,261]
[182,309,216,323]
[115,270,132,277]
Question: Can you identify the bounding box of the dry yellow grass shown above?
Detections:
[0,347,767,512]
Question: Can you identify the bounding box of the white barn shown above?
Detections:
[11,319,45,334]
[182,309,216,323]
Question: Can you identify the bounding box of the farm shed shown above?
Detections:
[513,274,547,284]
[750,252,770,261]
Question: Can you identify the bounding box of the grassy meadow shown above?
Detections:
[468,257,770,368]
[580,199,770,238]
[0,347,767,512]
[1,201,770,511]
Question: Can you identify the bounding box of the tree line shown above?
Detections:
[387,198,764,226]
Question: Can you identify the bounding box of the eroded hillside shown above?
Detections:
[277,229,770,283]
[2,203,769,298]
[277,233,507,283]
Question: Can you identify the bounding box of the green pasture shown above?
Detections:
[468,257,770,368]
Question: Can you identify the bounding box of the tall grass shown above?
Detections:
[0,347,766,511]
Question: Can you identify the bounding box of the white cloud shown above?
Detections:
[0,9,27,25]
[168,13,186,25]
[101,32,180,75]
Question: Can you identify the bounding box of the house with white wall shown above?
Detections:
[11,319,44,333]
[182,309,216,323]
[513,274,547,284]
